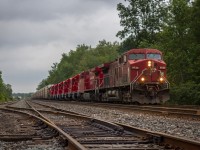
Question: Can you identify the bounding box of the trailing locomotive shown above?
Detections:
[32,49,169,104]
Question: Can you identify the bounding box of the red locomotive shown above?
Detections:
[33,49,169,104]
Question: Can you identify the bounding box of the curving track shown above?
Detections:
[0,104,66,149]
[31,100,200,149]
[1,100,200,149]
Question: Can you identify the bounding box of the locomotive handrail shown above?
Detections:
[158,70,170,89]
[98,77,104,87]
[130,68,147,91]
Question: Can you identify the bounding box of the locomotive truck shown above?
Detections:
[32,48,170,104]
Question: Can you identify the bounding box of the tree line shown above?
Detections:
[37,41,119,90]
[37,0,200,105]
[0,71,12,101]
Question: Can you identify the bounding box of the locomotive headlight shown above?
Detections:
[141,77,145,82]
[159,77,164,82]
[148,61,151,67]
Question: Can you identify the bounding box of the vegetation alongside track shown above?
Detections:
[0,71,12,102]
[37,0,200,105]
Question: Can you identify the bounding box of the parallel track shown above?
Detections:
[0,107,66,149]
[46,100,200,117]
[29,100,200,150]
[25,100,164,149]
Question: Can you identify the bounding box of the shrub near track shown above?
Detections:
[0,71,12,102]
[169,82,200,105]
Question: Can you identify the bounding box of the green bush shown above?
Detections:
[169,82,200,105]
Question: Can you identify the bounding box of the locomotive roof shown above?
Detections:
[124,49,162,55]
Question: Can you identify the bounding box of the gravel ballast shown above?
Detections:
[8,100,200,142]
[33,100,200,142]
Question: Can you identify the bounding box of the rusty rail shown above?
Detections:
[0,107,86,150]
[30,100,200,150]
[4,100,200,150]
[114,123,200,150]
[58,101,200,116]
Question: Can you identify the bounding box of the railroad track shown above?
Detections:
[5,100,164,149]
[48,100,200,117]
[0,107,66,149]
[7,99,200,150]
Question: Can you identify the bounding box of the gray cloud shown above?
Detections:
[0,0,124,93]
[0,0,120,21]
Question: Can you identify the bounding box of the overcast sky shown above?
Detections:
[0,0,124,93]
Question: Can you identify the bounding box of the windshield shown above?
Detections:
[129,53,145,60]
[147,53,161,60]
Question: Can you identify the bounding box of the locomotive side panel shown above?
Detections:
[78,77,85,93]
[118,55,129,86]
[89,71,96,91]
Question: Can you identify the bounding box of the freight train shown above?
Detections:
[32,48,170,104]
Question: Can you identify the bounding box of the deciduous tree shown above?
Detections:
[117,0,167,51]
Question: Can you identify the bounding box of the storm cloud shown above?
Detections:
[0,0,123,93]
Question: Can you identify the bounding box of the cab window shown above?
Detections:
[147,53,161,60]
[129,54,145,60]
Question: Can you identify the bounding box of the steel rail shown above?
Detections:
[5,102,126,134]
[25,100,87,150]
[117,123,200,150]
[0,107,86,150]
[57,100,200,116]
[24,101,158,149]
[26,100,126,134]
[30,100,200,150]
[29,100,87,116]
